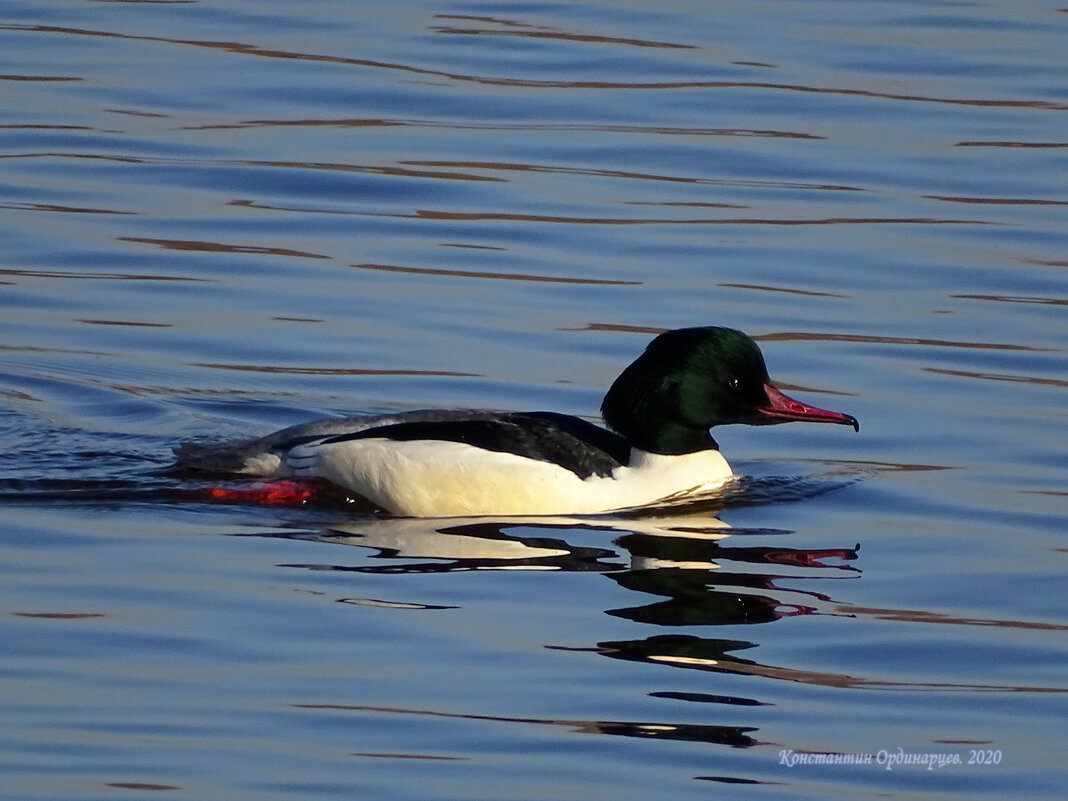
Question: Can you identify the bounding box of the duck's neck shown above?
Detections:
[624,421,718,456]
[601,396,718,456]
[600,357,722,456]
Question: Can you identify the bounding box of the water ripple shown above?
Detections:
[7,22,1064,108]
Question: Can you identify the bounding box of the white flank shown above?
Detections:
[284,437,734,517]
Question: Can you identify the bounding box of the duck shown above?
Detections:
[174,326,858,517]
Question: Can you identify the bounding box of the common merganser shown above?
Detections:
[175,327,858,517]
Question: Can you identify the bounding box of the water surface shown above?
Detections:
[1,2,1065,799]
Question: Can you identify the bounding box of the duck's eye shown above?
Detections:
[726,377,741,391]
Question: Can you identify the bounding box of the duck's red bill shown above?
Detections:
[758,384,859,431]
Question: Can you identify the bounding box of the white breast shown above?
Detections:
[286,437,734,517]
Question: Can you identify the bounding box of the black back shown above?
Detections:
[319,411,630,479]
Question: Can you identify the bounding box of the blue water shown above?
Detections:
[1,1,1065,799]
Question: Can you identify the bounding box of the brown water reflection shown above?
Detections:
[956,140,1068,148]
[0,151,145,164]
[119,236,331,259]
[581,323,1047,353]
[349,752,465,762]
[0,201,135,215]
[0,268,207,283]
[953,293,1068,307]
[238,160,503,182]
[835,604,1068,633]
[231,198,967,227]
[192,117,823,140]
[354,262,640,286]
[718,282,848,298]
[804,458,953,473]
[925,195,1068,206]
[0,152,499,183]
[222,198,985,227]
[432,14,697,50]
[924,368,1068,389]
[0,73,79,82]
[77,319,172,328]
[8,23,1064,109]
[294,703,760,749]
[190,363,481,378]
[754,332,1047,351]
[438,242,507,251]
[0,123,93,130]
[105,108,172,119]
[105,784,180,793]
[409,210,986,226]
[403,159,851,189]
[628,201,750,209]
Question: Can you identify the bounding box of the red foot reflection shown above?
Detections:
[204,480,320,506]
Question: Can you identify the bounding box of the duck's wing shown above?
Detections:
[172,410,629,480]
[311,411,630,479]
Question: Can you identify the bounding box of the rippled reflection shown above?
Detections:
[430,14,698,50]
[9,22,1062,109]
[271,512,733,575]
[294,702,761,749]
[254,506,1065,696]
[354,262,640,286]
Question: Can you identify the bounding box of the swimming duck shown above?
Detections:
[175,326,858,517]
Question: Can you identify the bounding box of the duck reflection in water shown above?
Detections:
[256,497,864,749]
[269,499,857,645]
